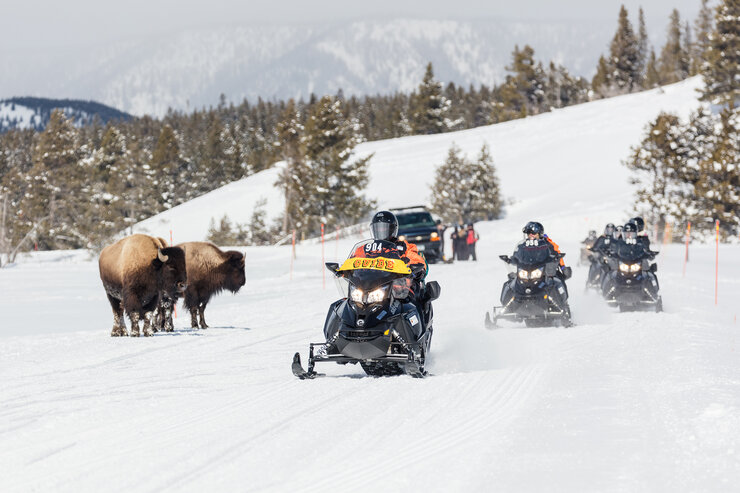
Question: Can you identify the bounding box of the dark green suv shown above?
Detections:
[392,206,443,263]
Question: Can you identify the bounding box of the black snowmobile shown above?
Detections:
[485,239,572,328]
[585,242,616,292]
[601,240,662,312]
[292,240,440,379]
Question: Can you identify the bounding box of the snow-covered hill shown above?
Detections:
[3,77,739,492]
[133,77,703,245]
[1,19,615,117]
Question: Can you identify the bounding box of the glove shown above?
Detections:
[410,263,426,280]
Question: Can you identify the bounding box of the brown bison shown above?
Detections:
[176,242,246,329]
[99,234,187,337]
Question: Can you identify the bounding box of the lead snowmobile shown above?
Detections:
[292,239,440,379]
[601,239,662,312]
[485,238,572,328]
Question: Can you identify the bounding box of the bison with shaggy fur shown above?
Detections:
[99,234,187,337]
[176,242,246,329]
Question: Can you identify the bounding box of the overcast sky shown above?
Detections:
[6,0,705,49]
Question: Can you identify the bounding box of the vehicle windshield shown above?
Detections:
[513,241,551,267]
[336,239,410,292]
[397,212,435,230]
[616,242,647,262]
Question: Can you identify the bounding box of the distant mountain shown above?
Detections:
[0,97,132,132]
[0,19,616,117]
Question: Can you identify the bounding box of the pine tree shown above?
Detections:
[298,96,374,235]
[502,45,547,114]
[430,143,503,223]
[658,9,691,84]
[410,62,451,134]
[693,0,715,73]
[23,110,87,249]
[624,113,689,228]
[693,107,740,236]
[275,100,308,234]
[150,124,184,210]
[467,143,503,221]
[645,49,661,87]
[591,55,612,97]
[637,7,650,85]
[701,0,740,107]
[608,5,642,93]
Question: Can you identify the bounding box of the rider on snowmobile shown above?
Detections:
[517,221,572,280]
[591,223,618,256]
[351,211,428,307]
[628,216,656,253]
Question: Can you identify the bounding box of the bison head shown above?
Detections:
[155,246,187,298]
[223,250,246,293]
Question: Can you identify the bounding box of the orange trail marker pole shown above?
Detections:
[683,221,690,277]
[715,219,719,305]
[321,223,325,290]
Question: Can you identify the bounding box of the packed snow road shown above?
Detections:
[1,236,739,492]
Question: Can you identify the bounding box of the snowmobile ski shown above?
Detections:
[291,352,323,380]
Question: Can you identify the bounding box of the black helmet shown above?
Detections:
[630,216,645,232]
[370,211,398,241]
[604,223,616,236]
[523,221,544,236]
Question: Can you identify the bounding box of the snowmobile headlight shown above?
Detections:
[350,286,364,303]
[518,269,529,279]
[366,286,387,304]
[529,268,543,279]
[398,235,406,241]
[619,262,630,273]
[630,263,641,272]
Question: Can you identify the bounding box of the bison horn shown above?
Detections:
[158,249,169,263]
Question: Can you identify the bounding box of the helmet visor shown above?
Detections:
[370,222,392,240]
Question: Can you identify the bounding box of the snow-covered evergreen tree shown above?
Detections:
[297,96,374,236]
[410,63,452,134]
[658,9,691,84]
[701,0,740,108]
[608,6,642,94]
[23,110,88,249]
[430,143,503,223]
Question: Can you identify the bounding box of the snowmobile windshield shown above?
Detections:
[616,242,647,262]
[339,239,411,291]
[513,242,551,267]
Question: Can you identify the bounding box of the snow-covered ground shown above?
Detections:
[2,77,740,491]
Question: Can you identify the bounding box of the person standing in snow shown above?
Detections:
[465,223,479,261]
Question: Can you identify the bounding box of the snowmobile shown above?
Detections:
[292,239,440,379]
[601,240,662,312]
[585,248,614,292]
[485,239,572,328]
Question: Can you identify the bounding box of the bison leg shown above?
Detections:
[106,294,127,337]
[142,311,155,337]
[189,307,199,329]
[157,296,174,332]
[198,303,208,329]
[129,312,141,337]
